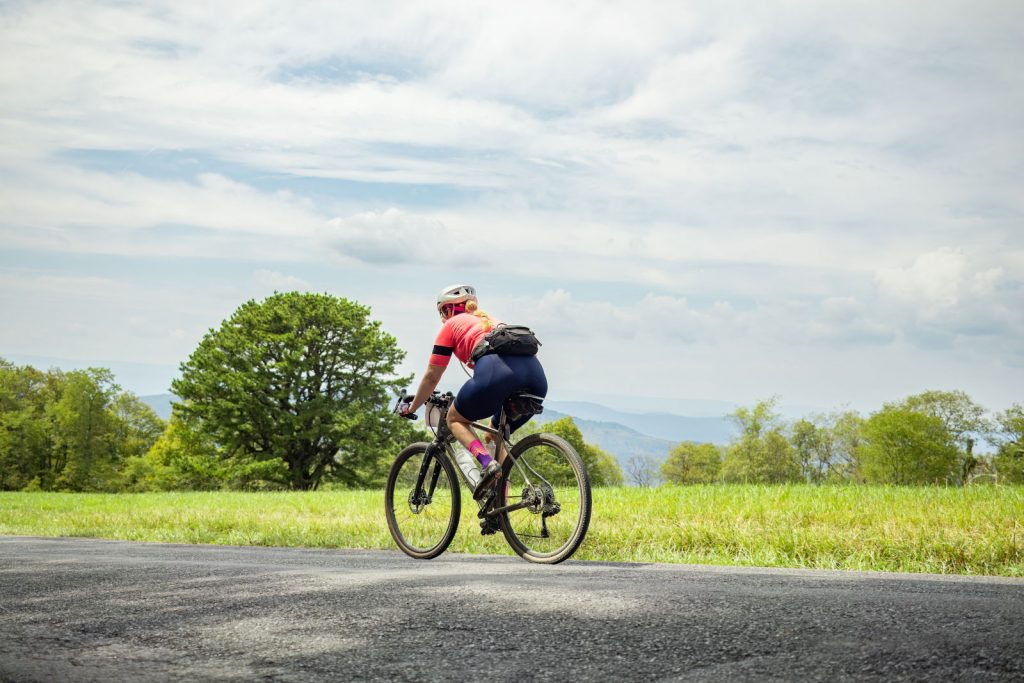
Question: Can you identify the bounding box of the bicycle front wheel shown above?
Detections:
[385,442,461,559]
[498,433,592,564]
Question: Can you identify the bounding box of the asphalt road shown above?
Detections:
[1,537,1022,682]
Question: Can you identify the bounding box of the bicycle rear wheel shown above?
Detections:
[497,433,591,564]
[385,442,461,559]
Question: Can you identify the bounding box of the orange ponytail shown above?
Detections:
[465,300,494,331]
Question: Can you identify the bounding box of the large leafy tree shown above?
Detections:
[172,292,413,490]
[857,407,959,484]
[661,441,721,484]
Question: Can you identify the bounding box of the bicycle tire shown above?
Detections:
[497,433,591,564]
[385,442,461,560]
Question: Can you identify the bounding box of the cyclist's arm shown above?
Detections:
[409,363,445,413]
[408,326,456,414]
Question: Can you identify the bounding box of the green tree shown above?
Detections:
[52,369,120,491]
[518,416,625,486]
[992,404,1024,484]
[110,393,165,460]
[894,390,990,484]
[831,411,866,481]
[790,410,864,483]
[720,399,801,483]
[591,445,626,487]
[1,360,166,492]
[857,407,959,484]
[661,441,721,484]
[172,292,413,490]
[121,414,230,491]
[0,361,57,490]
[791,418,824,483]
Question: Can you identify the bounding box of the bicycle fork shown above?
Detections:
[412,444,445,507]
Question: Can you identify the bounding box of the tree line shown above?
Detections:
[2,292,1020,491]
[0,363,164,491]
[657,394,1024,486]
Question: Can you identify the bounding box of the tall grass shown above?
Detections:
[1,485,1021,576]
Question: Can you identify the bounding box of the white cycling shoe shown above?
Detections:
[473,461,502,501]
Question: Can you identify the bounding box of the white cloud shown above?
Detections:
[2,1,1023,410]
[877,248,971,313]
[322,208,477,266]
[0,160,324,261]
[252,269,310,291]
[875,247,1023,348]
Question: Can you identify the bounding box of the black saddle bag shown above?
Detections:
[504,392,545,421]
[470,324,542,362]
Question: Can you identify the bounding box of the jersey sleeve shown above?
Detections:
[429,323,455,367]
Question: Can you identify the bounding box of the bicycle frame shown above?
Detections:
[410,411,501,502]
[406,394,545,520]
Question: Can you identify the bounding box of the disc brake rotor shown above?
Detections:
[408,489,427,514]
[522,485,545,514]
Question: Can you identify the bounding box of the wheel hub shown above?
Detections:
[522,485,544,514]
[522,483,559,515]
[408,489,429,514]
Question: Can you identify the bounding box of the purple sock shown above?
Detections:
[469,440,493,468]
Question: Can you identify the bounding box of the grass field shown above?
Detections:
[1,485,1021,576]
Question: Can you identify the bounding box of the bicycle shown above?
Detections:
[384,390,592,564]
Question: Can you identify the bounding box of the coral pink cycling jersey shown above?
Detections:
[429,312,502,367]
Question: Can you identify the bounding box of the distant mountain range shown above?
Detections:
[545,401,735,444]
[139,394,175,421]
[538,402,734,470]
[139,394,735,470]
[536,408,677,467]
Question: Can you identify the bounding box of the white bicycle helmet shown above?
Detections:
[436,284,477,320]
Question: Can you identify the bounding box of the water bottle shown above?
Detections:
[454,447,482,488]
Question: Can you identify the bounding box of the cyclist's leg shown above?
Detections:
[445,402,482,454]
[489,355,548,435]
[448,355,513,457]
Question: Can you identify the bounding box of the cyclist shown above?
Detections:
[399,284,547,499]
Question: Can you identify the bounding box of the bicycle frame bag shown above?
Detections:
[470,324,541,362]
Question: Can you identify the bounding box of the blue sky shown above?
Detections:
[1,1,1022,415]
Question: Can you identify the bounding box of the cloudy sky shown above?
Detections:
[1,1,1022,415]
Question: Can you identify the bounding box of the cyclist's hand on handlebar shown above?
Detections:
[396,399,416,420]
